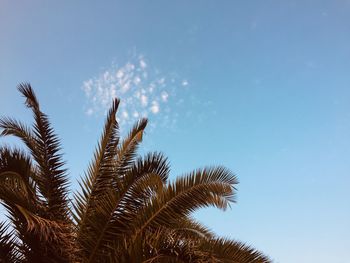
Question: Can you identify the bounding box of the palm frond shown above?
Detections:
[112,152,170,215]
[0,85,74,262]
[0,221,20,262]
[112,118,148,188]
[0,117,37,155]
[17,83,70,222]
[0,147,37,200]
[0,147,67,262]
[133,166,237,237]
[73,98,120,222]
[77,172,164,262]
[75,141,168,261]
[14,204,72,244]
[167,216,215,240]
[73,99,120,258]
[0,147,41,240]
[140,227,207,263]
[199,238,271,263]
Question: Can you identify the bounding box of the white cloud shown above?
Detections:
[150,101,160,114]
[158,78,165,85]
[134,76,141,85]
[116,69,124,79]
[140,59,147,69]
[161,91,169,102]
[140,94,148,107]
[82,54,191,131]
[83,80,93,97]
[122,110,129,119]
[148,83,155,93]
[120,81,131,93]
[86,108,93,116]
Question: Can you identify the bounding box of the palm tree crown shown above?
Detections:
[0,84,270,263]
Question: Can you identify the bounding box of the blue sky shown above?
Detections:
[1,1,350,262]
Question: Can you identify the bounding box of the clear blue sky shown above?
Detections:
[1,1,350,262]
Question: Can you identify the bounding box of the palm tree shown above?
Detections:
[0,84,270,263]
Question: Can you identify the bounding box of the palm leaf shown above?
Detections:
[73,98,120,226]
[77,148,169,261]
[17,83,70,222]
[0,221,20,262]
[0,147,37,200]
[199,238,271,263]
[0,117,38,157]
[132,166,237,238]
[166,216,215,240]
[139,227,207,263]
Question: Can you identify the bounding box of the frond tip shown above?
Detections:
[18,83,40,109]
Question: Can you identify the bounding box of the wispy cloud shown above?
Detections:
[82,55,190,131]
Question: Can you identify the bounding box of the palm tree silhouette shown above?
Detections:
[0,84,270,262]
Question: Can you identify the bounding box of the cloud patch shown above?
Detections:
[82,55,189,131]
